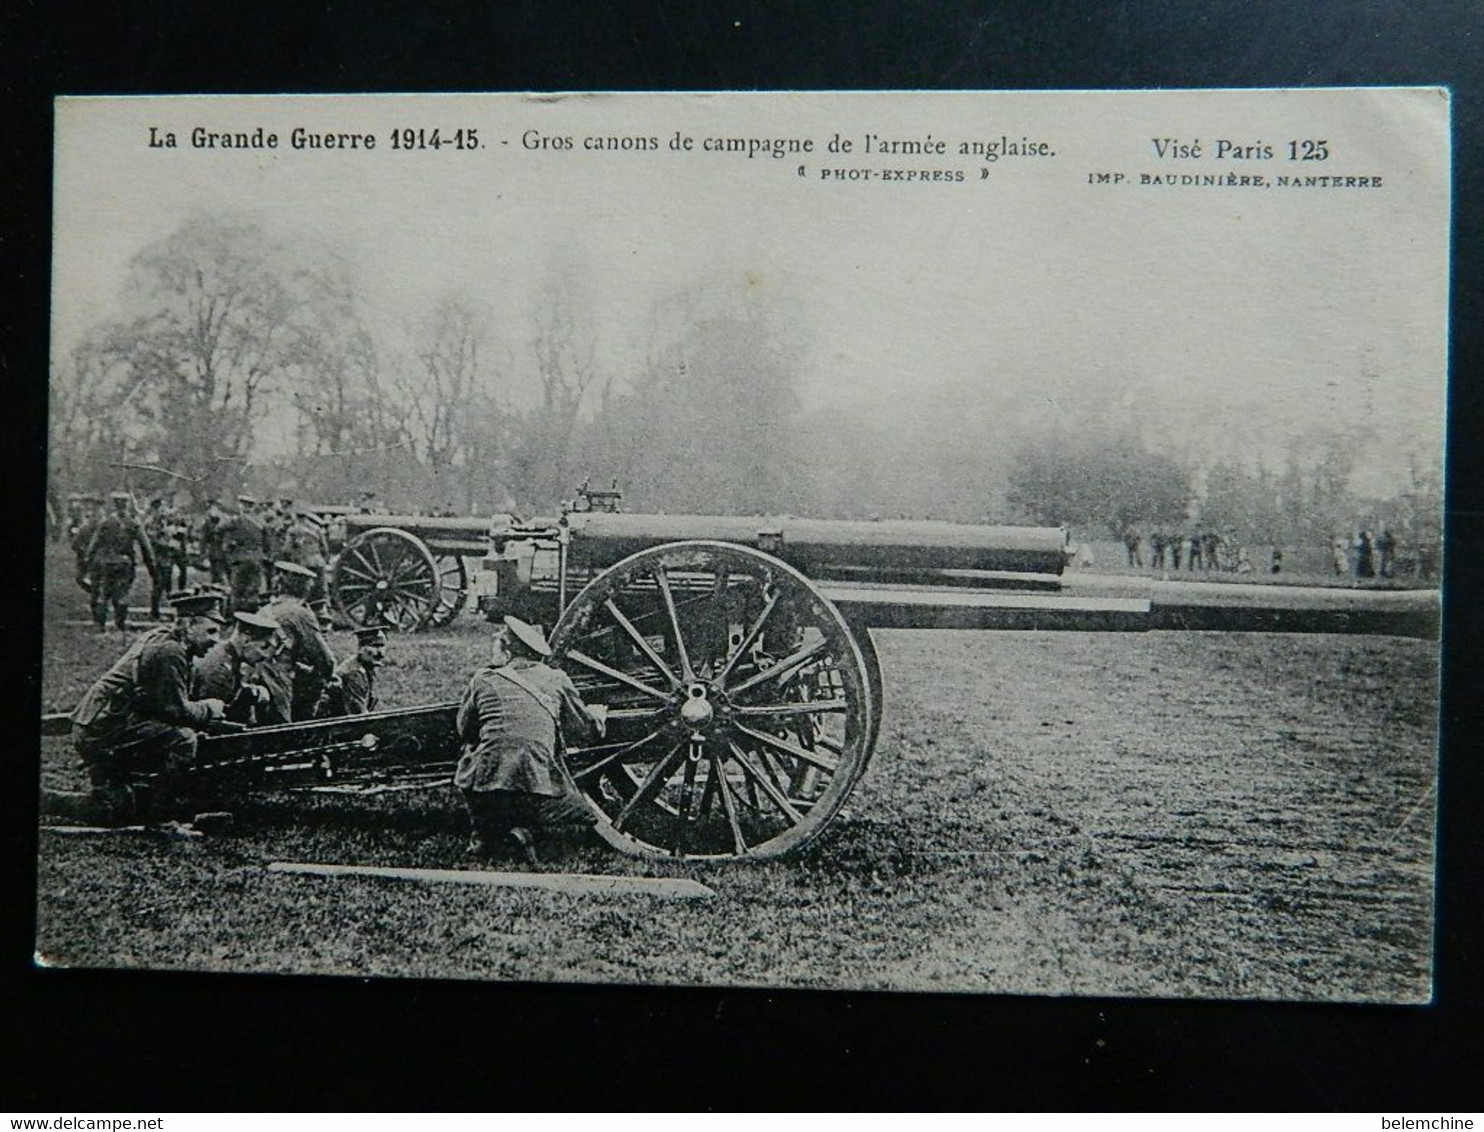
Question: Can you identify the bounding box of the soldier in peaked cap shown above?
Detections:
[257,561,337,722]
[83,492,157,632]
[317,621,390,718]
[193,609,281,725]
[453,613,607,864]
[70,590,231,823]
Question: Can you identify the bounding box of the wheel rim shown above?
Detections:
[329,528,440,632]
[550,540,875,861]
[425,553,469,628]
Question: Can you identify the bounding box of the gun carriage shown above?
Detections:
[327,513,510,632]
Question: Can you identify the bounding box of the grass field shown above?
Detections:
[34,547,1438,1001]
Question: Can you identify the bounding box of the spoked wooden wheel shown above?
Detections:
[549,540,877,861]
[329,528,440,632]
[426,553,469,628]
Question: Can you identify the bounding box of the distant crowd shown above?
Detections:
[1115,527,1404,579]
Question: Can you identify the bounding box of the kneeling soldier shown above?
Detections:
[454,614,607,864]
[193,610,281,724]
[69,591,231,823]
[318,622,389,717]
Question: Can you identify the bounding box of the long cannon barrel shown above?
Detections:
[340,514,509,556]
[516,512,1072,578]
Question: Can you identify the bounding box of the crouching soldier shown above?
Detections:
[454,614,607,865]
[317,622,389,717]
[67,591,233,824]
[258,561,337,722]
[193,610,281,724]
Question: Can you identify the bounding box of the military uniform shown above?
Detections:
[454,618,602,860]
[193,612,278,726]
[200,511,227,584]
[84,503,156,631]
[70,507,100,592]
[321,654,379,716]
[71,600,228,817]
[259,586,336,722]
[281,514,330,603]
[219,504,269,613]
[144,505,187,618]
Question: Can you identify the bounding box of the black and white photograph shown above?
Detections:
[36,89,1448,1003]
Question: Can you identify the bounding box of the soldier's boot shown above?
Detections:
[114,603,129,632]
[41,783,141,826]
[463,791,513,860]
[508,825,541,867]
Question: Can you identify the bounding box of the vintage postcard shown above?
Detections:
[40,89,1447,1000]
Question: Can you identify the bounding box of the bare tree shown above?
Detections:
[396,294,497,510]
[89,213,316,502]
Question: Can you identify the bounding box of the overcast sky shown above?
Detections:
[53,90,1450,496]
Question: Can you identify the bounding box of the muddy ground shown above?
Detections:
[33,556,1438,1002]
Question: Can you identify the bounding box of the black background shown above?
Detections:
[2,0,1480,1111]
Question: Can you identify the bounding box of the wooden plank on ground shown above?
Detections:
[266,860,715,899]
[42,824,202,838]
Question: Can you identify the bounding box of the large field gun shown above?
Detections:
[51,485,1435,864]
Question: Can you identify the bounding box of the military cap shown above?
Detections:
[170,591,227,623]
[110,490,132,502]
[233,610,280,634]
[499,614,551,658]
[273,560,317,579]
[237,493,257,505]
[354,623,391,644]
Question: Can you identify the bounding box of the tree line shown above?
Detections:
[49,212,1441,570]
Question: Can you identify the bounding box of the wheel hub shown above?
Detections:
[679,683,714,729]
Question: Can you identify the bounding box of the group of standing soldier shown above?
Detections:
[68,491,331,630]
[1122,529,1227,573]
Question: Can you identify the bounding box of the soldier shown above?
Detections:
[1202,531,1222,572]
[84,492,156,632]
[69,494,103,593]
[1122,527,1143,568]
[318,622,390,717]
[193,610,281,725]
[69,591,231,823]
[454,613,607,864]
[143,499,182,620]
[219,494,269,613]
[258,561,337,722]
[280,506,331,605]
[1377,527,1397,579]
[1186,533,1202,571]
[199,499,228,585]
[1356,530,1376,579]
